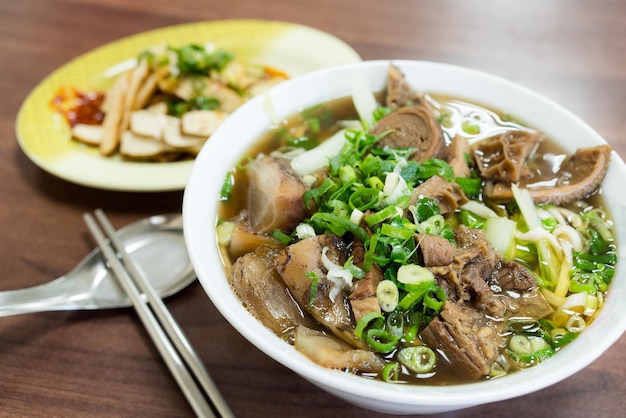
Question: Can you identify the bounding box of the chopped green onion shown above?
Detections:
[349,188,379,211]
[509,335,533,355]
[306,272,319,310]
[417,214,445,235]
[566,314,586,333]
[455,176,482,198]
[397,346,437,373]
[365,329,399,353]
[410,196,441,223]
[339,165,356,184]
[403,324,419,343]
[397,264,434,285]
[216,221,236,246]
[219,171,234,201]
[368,176,384,190]
[365,205,402,226]
[271,229,293,245]
[381,362,400,382]
[376,280,399,312]
[380,223,415,240]
[423,287,446,312]
[354,311,384,339]
[461,120,480,135]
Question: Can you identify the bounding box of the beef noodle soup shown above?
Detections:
[216,65,617,385]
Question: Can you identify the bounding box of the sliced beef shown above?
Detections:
[429,226,504,317]
[429,227,497,299]
[370,105,447,162]
[490,260,537,291]
[275,234,365,348]
[348,263,383,323]
[347,234,384,322]
[247,154,311,233]
[421,301,501,380]
[488,261,554,320]
[410,175,468,215]
[229,245,314,335]
[294,326,385,373]
[415,233,455,267]
[228,219,284,258]
[484,144,612,205]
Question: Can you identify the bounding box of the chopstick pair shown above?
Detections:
[84,209,234,418]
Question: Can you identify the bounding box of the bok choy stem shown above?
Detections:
[512,184,561,290]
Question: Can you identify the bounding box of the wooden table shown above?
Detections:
[2,0,625,416]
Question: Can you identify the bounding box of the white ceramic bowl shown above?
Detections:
[183,60,626,414]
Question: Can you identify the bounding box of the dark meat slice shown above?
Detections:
[490,260,537,291]
[473,131,542,183]
[415,233,455,267]
[484,144,612,205]
[228,220,283,258]
[229,245,313,335]
[348,262,383,323]
[247,154,311,233]
[385,64,429,110]
[348,234,383,322]
[489,261,553,320]
[410,175,468,215]
[422,227,555,379]
[429,226,504,316]
[370,105,447,162]
[421,301,501,380]
[275,234,365,348]
[447,134,471,178]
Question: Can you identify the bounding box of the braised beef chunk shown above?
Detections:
[490,260,537,291]
[410,175,468,215]
[370,105,448,162]
[349,262,384,323]
[429,225,504,316]
[421,301,501,380]
[347,235,384,322]
[423,226,553,379]
[488,261,554,320]
[415,233,454,267]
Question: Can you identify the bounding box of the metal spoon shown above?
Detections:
[0,214,195,317]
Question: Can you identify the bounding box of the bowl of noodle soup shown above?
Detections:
[183,60,626,414]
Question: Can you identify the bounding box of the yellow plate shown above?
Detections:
[16,20,361,192]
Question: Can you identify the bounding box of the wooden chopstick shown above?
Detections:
[84,209,234,418]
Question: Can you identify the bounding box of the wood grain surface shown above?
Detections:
[1,0,625,416]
